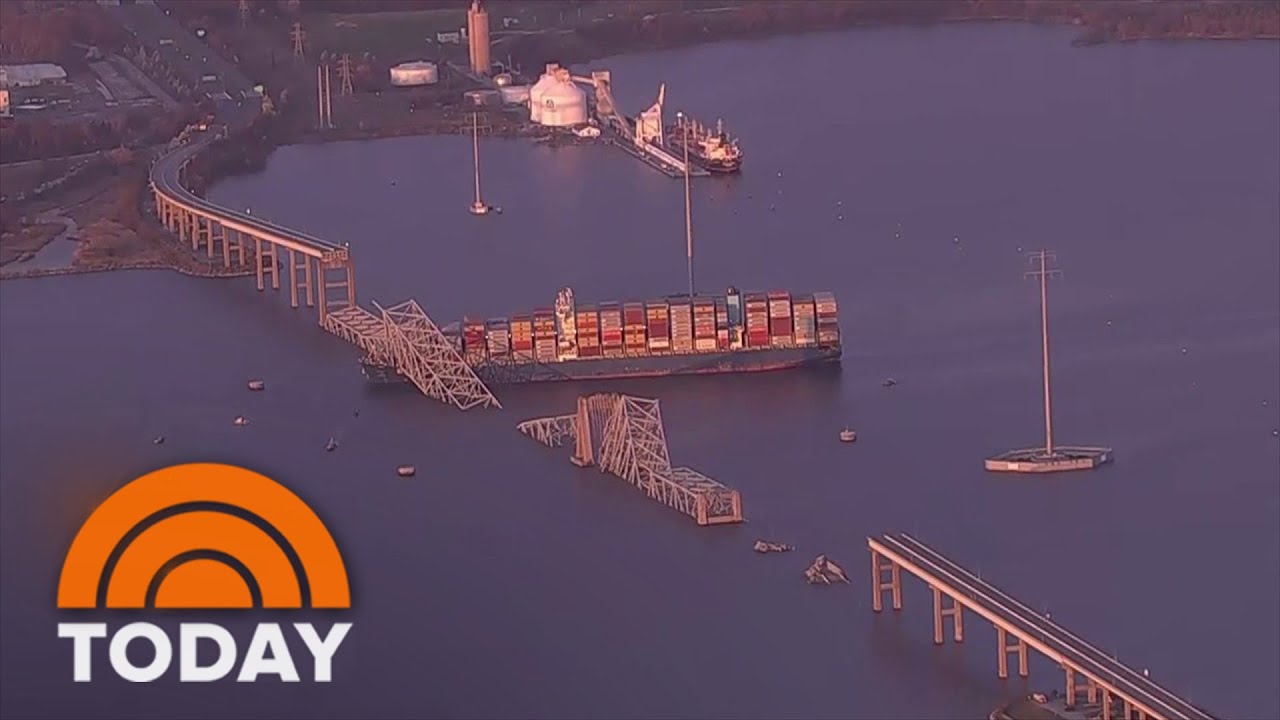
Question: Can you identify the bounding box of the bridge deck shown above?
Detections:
[870,533,1214,720]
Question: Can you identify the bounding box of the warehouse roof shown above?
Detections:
[0,63,68,88]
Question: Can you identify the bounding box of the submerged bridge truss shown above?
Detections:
[517,394,742,526]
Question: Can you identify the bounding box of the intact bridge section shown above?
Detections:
[149,136,499,412]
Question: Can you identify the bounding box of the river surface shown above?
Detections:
[2,23,1278,720]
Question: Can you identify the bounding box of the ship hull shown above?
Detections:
[362,345,840,385]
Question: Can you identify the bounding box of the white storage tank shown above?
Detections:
[389,61,438,87]
[499,84,530,106]
[528,63,561,123]
[538,71,587,127]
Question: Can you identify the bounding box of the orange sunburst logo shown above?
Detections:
[57,463,349,610]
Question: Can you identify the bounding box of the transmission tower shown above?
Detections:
[338,53,354,95]
[291,21,306,60]
[238,0,250,27]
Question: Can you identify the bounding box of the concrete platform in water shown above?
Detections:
[990,692,1098,720]
[984,446,1113,473]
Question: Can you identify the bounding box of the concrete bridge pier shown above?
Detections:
[996,626,1029,679]
[930,585,964,643]
[870,549,902,612]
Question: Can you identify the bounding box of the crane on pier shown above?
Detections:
[517,394,742,525]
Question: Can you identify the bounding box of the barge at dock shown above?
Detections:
[361,286,841,385]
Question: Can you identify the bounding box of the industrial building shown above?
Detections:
[0,63,68,89]
[389,61,438,87]
[528,64,588,127]
[467,0,491,76]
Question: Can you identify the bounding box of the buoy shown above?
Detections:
[153,435,165,445]
[353,409,360,417]
[837,214,843,221]
[247,379,265,391]
[1182,348,1188,354]
[397,465,416,477]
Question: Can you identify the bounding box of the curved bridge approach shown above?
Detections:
[148,135,499,412]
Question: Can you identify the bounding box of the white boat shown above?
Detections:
[247,379,265,391]
[233,416,248,426]
[397,465,416,477]
[840,428,857,443]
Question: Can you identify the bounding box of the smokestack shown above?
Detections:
[467,0,491,76]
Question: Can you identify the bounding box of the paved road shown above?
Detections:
[112,2,257,129]
[877,533,1215,720]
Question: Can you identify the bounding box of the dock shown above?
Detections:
[868,532,1215,720]
[601,131,709,178]
[517,394,743,526]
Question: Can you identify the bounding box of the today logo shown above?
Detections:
[56,463,352,683]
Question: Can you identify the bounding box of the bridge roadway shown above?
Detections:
[869,533,1214,720]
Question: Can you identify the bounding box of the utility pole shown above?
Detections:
[1024,250,1062,456]
[338,53,354,95]
[678,111,694,298]
[316,63,332,129]
[291,21,306,61]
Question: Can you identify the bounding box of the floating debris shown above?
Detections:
[325,437,338,452]
[247,379,265,391]
[153,435,165,445]
[233,416,248,427]
[353,408,360,418]
[804,554,851,585]
[753,539,794,554]
[1181,347,1188,354]
[397,465,416,477]
[839,428,857,443]
[882,377,898,388]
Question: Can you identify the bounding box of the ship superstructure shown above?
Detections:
[666,117,743,174]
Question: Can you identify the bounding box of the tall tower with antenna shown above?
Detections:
[291,22,306,61]
[338,53,354,95]
[984,250,1113,474]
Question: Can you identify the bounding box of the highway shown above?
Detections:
[874,533,1215,720]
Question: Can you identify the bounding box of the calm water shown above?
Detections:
[2,24,1278,720]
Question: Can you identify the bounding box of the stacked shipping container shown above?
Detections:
[646,302,671,352]
[791,295,816,346]
[576,306,601,357]
[692,298,717,352]
[463,289,840,364]
[599,302,624,358]
[768,291,794,347]
[533,309,557,363]
[814,292,839,347]
[623,302,647,356]
[463,318,487,363]
[669,300,694,354]
[744,293,770,348]
[485,318,510,359]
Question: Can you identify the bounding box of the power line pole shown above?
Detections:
[291,21,306,61]
[1024,250,1063,456]
[678,111,694,298]
[338,53,354,95]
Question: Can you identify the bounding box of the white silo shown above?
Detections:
[528,63,560,123]
[389,61,438,87]
[538,70,587,127]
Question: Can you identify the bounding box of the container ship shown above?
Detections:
[665,117,743,174]
[361,286,840,385]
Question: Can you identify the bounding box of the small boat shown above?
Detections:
[325,437,338,452]
[153,435,165,445]
[839,428,857,443]
[247,379,266,391]
[882,377,898,388]
[233,416,248,426]
[396,465,416,477]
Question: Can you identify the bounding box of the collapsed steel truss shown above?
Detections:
[517,394,743,526]
[322,300,500,411]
